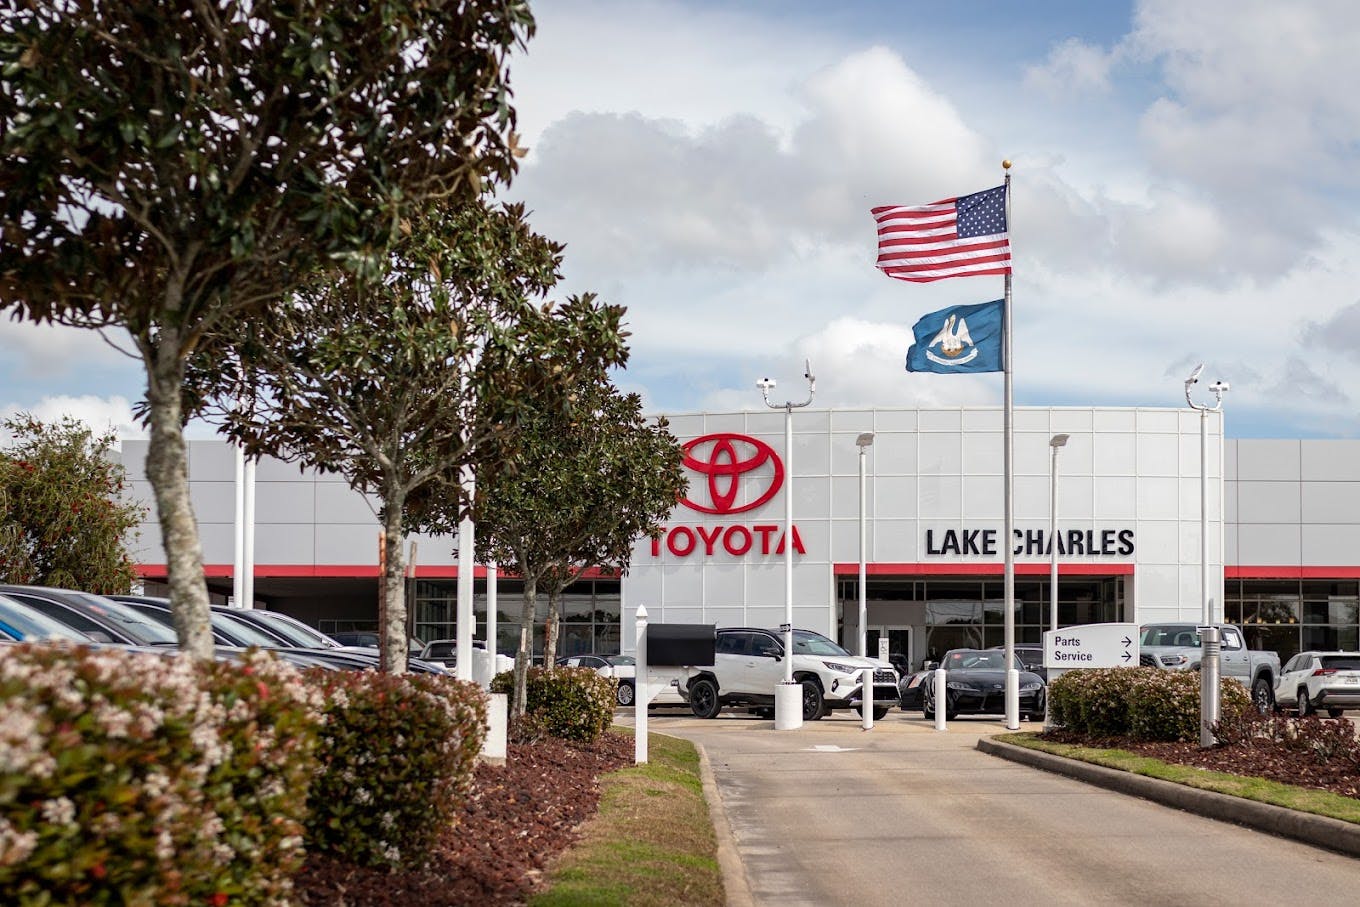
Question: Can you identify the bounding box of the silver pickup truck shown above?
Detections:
[1139,623,1281,713]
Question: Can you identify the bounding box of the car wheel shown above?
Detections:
[1251,678,1274,715]
[689,677,721,719]
[1328,708,1345,719]
[1026,712,1045,723]
[922,696,934,720]
[872,705,891,721]
[1297,689,1313,717]
[801,679,825,721]
[616,680,635,707]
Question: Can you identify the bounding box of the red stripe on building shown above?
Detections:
[135,564,622,581]
[1225,566,1360,579]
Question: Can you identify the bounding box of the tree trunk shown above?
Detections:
[144,339,214,661]
[544,592,560,671]
[512,574,537,718]
[381,489,409,674]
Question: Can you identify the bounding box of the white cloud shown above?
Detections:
[0,395,145,445]
[1024,37,1117,96]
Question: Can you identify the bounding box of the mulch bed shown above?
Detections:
[1041,727,1360,799]
[292,731,635,907]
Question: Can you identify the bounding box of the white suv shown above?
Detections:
[679,627,899,721]
[1273,651,1360,717]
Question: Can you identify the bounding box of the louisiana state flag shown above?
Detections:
[905,299,1004,374]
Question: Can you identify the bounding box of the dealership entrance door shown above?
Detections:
[866,626,911,674]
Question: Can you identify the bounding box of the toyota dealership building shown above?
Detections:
[121,405,1360,670]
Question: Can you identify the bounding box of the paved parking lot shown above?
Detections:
[626,710,1360,907]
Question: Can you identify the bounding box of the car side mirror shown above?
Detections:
[86,630,116,644]
[924,661,939,672]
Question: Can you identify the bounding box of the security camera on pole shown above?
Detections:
[1185,364,1229,748]
[758,362,815,731]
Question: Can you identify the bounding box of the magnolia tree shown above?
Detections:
[470,376,686,716]
[0,0,535,658]
[209,200,628,673]
[0,416,145,592]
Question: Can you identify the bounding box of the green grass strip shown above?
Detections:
[999,732,1360,824]
[531,730,724,907]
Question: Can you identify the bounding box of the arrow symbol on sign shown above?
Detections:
[1122,637,1132,647]
[1121,652,1132,662]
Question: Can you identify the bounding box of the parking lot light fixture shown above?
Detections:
[758,362,815,731]
[856,432,874,660]
[1185,365,1229,747]
[1048,434,1069,636]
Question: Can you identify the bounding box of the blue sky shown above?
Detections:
[5,0,1360,440]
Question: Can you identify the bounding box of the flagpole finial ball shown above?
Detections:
[1002,159,1012,169]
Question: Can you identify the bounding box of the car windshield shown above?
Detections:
[74,595,178,645]
[791,630,851,657]
[944,650,1010,671]
[1140,625,1200,647]
[213,612,284,647]
[606,655,635,666]
[0,595,90,641]
[246,611,340,648]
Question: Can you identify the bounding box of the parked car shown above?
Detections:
[219,608,342,649]
[421,639,485,670]
[1139,622,1281,712]
[1273,651,1360,717]
[0,593,94,643]
[897,666,932,711]
[0,585,179,647]
[330,630,425,656]
[922,648,1046,721]
[679,627,898,721]
[991,643,1047,681]
[557,654,639,706]
[112,596,291,648]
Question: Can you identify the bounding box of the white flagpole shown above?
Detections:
[1002,160,1019,730]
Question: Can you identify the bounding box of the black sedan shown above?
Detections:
[922,649,1046,721]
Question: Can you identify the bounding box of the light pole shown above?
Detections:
[856,432,875,659]
[1045,433,1068,732]
[758,361,815,731]
[1048,434,1069,635]
[1186,364,1229,747]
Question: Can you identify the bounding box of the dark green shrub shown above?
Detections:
[304,672,486,870]
[0,644,320,906]
[1048,667,1252,742]
[1127,670,1253,742]
[492,666,615,742]
[1048,667,1152,735]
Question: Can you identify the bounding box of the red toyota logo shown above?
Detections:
[679,433,784,515]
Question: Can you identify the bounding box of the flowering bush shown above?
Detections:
[304,672,486,870]
[1047,666,1252,741]
[0,644,321,906]
[491,666,615,743]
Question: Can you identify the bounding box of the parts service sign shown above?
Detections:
[650,433,805,560]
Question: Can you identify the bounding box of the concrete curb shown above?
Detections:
[691,739,755,907]
[978,736,1360,858]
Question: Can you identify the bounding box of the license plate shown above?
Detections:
[1343,676,1360,685]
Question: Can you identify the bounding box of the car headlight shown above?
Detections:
[1160,654,1189,666]
[947,681,975,691]
[1019,682,1042,692]
[822,661,860,675]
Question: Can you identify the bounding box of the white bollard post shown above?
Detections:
[635,606,649,765]
[481,692,507,767]
[934,667,947,732]
[1005,667,1020,730]
[861,667,874,730]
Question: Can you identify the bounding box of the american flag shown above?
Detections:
[872,185,1010,282]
